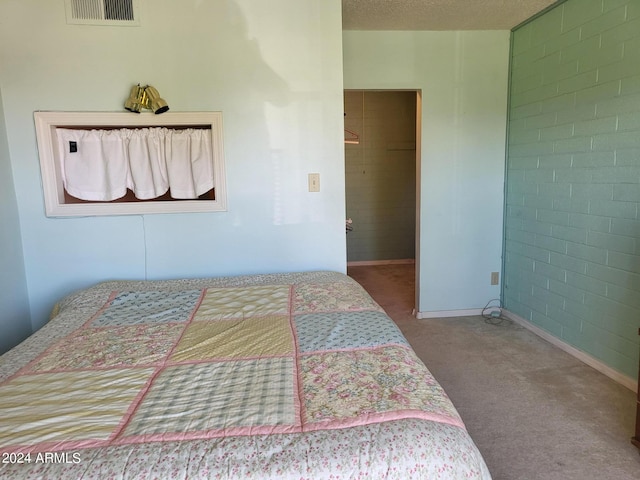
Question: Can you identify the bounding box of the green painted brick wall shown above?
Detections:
[344,91,417,262]
[504,0,640,379]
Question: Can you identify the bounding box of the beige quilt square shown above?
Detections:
[171,315,293,362]
[0,368,153,448]
[193,285,290,321]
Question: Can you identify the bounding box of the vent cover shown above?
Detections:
[65,0,140,26]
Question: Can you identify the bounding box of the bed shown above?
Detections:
[0,271,491,479]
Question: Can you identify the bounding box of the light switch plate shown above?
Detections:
[308,173,320,192]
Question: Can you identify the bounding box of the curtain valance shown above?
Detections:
[56,127,213,201]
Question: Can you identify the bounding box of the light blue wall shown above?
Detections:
[504,0,640,379]
[343,31,510,314]
[0,0,346,335]
[0,88,31,353]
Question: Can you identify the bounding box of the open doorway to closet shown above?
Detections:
[344,90,420,313]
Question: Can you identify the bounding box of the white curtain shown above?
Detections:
[164,128,214,199]
[125,128,169,200]
[56,127,214,201]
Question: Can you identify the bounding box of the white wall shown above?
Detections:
[343,30,510,314]
[0,88,32,353]
[0,0,346,332]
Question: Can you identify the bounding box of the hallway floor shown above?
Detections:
[347,263,415,319]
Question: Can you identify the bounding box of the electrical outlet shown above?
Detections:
[308,173,320,192]
[491,272,499,285]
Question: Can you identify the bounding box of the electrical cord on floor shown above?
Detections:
[481,298,512,326]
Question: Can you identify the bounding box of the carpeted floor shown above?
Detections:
[347,263,640,480]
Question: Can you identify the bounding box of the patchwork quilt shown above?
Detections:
[0,271,491,479]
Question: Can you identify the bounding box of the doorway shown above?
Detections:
[344,90,421,312]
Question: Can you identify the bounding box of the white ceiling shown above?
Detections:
[342,0,560,30]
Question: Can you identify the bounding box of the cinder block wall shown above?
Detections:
[344,91,417,262]
[504,0,640,378]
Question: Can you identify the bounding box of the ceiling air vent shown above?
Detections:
[65,0,140,26]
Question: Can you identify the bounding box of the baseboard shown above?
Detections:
[415,308,484,319]
[347,259,415,267]
[502,310,638,393]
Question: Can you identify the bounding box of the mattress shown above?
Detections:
[0,271,491,479]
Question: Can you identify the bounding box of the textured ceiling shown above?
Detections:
[342,0,560,30]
